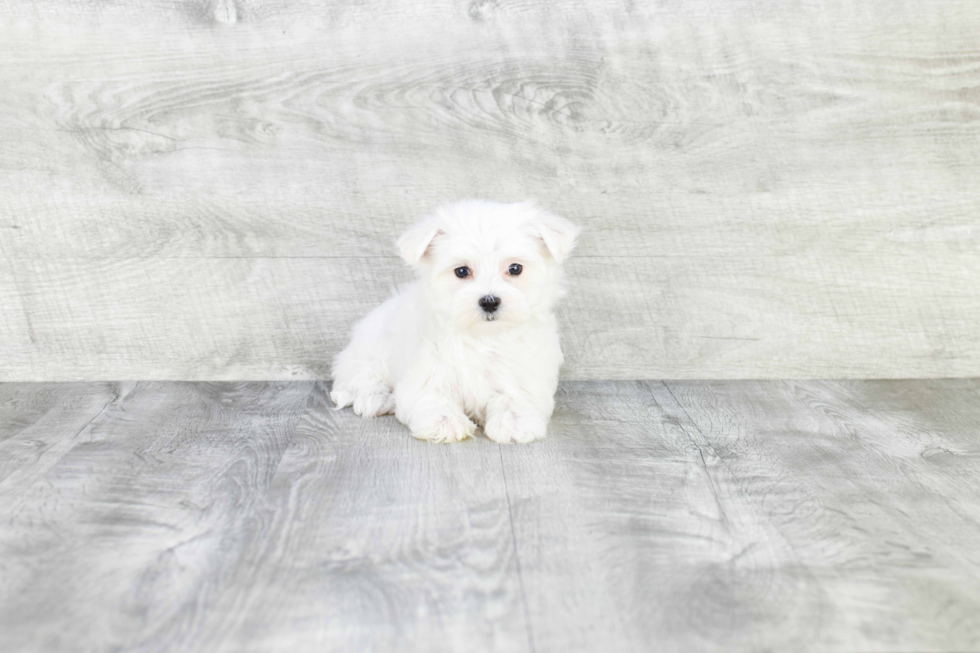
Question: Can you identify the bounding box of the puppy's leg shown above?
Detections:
[395,373,476,443]
[484,394,551,444]
[330,351,395,417]
[349,378,396,417]
[330,313,396,418]
[331,377,395,418]
[402,402,476,443]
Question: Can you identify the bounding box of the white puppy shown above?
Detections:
[330,199,580,443]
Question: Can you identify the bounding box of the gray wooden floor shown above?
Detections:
[1,379,979,652]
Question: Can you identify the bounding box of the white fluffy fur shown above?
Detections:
[330,199,580,443]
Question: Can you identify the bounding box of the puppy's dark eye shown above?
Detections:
[507,263,523,276]
[454,266,470,279]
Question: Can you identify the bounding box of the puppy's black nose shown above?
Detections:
[479,295,501,313]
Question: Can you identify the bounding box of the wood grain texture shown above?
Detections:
[0,381,316,652]
[500,380,830,652]
[0,381,529,653]
[500,379,980,652]
[661,378,980,651]
[1,2,980,379]
[204,382,530,653]
[1,379,979,651]
[0,382,116,487]
[1,253,976,380]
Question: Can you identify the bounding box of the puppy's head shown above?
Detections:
[397,199,580,333]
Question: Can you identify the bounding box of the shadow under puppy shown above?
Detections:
[330,199,580,443]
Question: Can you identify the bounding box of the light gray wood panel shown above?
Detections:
[499,380,831,652]
[2,185,979,262]
[0,382,116,486]
[2,5,980,379]
[661,378,980,650]
[499,379,980,651]
[0,381,315,653]
[0,256,33,350]
[0,0,973,29]
[0,381,530,653]
[1,253,977,381]
[0,257,407,381]
[1,379,979,651]
[3,14,979,263]
[204,382,529,653]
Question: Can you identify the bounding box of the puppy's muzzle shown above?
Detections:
[478,295,501,314]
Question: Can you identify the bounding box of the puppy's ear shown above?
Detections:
[396,217,442,265]
[524,200,581,262]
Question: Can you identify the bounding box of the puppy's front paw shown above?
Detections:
[330,387,354,410]
[412,414,476,444]
[352,391,396,417]
[331,380,395,417]
[484,409,547,444]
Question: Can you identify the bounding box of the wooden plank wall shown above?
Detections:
[1,1,978,380]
